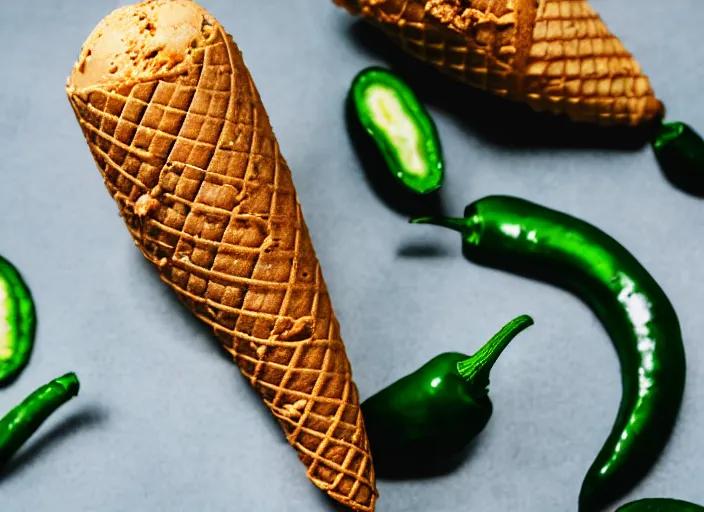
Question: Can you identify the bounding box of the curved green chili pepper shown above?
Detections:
[0,256,37,386]
[348,67,444,194]
[362,314,533,472]
[616,498,704,512]
[0,372,80,469]
[653,120,704,196]
[411,196,686,512]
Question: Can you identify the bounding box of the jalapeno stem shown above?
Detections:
[457,315,534,395]
[653,121,685,149]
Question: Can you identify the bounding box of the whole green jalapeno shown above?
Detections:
[0,256,37,386]
[0,372,80,469]
[411,195,686,512]
[348,67,444,194]
[617,499,704,512]
[362,314,533,473]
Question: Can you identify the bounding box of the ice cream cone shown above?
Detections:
[66,1,377,509]
[334,0,664,126]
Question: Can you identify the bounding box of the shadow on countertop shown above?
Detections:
[656,157,704,198]
[373,437,482,482]
[313,441,483,510]
[345,20,659,153]
[0,405,107,482]
[135,252,234,365]
[396,240,453,258]
[135,251,288,441]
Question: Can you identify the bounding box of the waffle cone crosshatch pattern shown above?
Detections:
[66,1,376,510]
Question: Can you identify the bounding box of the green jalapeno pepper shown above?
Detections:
[653,121,704,196]
[0,256,37,386]
[348,67,444,194]
[411,196,686,512]
[617,499,704,512]
[361,314,533,473]
[0,372,80,469]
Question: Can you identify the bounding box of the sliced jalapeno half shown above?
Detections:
[0,256,37,385]
[348,67,444,194]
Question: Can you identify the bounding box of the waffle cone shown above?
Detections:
[335,0,664,126]
[65,1,376,509]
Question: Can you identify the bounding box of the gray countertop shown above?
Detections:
[1,1,703,511]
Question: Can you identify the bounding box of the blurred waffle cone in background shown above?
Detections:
[334,0,664,126]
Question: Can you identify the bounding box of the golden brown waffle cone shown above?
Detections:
[65,1,376,509]
[334,0,664,126]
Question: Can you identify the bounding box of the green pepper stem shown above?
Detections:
[653,121,685,149]
[457,315,534,396]
[409,216,467,234]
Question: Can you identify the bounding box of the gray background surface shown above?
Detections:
[1,1,703,511]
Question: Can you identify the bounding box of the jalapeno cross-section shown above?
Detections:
[0,256,37,386]
[348,67,444,194]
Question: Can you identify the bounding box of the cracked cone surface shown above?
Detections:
[66,1,377,509]
[334,0,664,126]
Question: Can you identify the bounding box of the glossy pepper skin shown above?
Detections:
[0,256,37,386]
[412,196,686,512]
[0,373,80,469]
[652,121,704,196]
[616,499,704,512]
[348,67,444,194]
[361,315,533,472]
